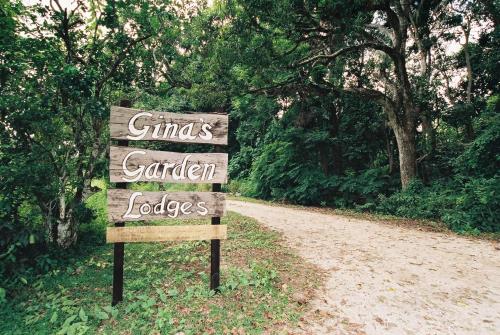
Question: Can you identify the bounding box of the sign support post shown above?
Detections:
[112,100,130,306]
[210,144,222,292]
[112,145,126,306]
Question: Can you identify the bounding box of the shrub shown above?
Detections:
[375,178,500,233]
[376,180,457,220]
[248,141,335,205]
[443,177,500,233]
[454,108,499,178]
[337,167,397,208]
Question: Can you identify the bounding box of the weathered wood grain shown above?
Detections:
[106,225,228,243]
[107,189,226,222]
[110,106,228,145]
[109,146,228,183]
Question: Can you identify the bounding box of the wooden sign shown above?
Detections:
[108,105,228,304]
[110,106,228,145]
[107,225,227,243]
[109,146,228,184]
[107,189,226,222]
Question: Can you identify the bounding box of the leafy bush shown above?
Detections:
[376,180,457,220]
[454,107,499,178]
[0,196,46,288]
[228,146,256,180]
[443,177,500,233]
[336,167,397,208]
[376,178,499,233]
[248,141,334,205]
[225,179,256,196]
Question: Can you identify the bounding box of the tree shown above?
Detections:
[219,0,477,188]
[0,0,178,248]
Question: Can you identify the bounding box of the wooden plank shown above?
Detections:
[110,106,228,145]
[107,189,226,222]
[106,225,228,243]
[109,146,228,184]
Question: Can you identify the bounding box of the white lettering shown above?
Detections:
[187,165,201,180]
[123,192,142,219]
[153,195,169,214]
[172,155,191,180]
[151,123,162,138]
[127,112,152,140]
[123,195,212,219]
[139,203,152,215]
[162,123,178,139]
[180,202,193,214]
[144,162,161,180]
[120,152,218,182]
[179,123,196,140]
[160,162,174,179]
[122,150,146,182]
[167,201,180,218]
[196,202,208,215]
[201,164,216,180]
[125,113,219,142]
[199,123,213,140]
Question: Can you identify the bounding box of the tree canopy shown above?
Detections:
[1,0,498,283]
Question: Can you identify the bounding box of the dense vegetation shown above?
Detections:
[0,0,498,312]
[218,0,499,236]
[1,181,319,334]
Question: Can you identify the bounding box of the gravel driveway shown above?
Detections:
[227,200,500,335]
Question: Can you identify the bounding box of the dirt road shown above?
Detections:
[227,200,500,335]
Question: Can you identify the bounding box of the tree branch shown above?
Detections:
[294,42,397,67]
[95,34,152,97]
[343,87,396,109]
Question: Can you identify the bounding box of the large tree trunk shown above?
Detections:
[385,126,396,175]
[57,217,76,248]
[40,201,57,243]
[56,194,77,248]
[393,124,417,189]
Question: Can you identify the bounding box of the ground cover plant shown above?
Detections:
[0,184,321,334]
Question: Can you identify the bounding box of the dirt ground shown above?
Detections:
[227,200,500,335]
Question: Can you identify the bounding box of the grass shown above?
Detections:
[0,183,321,335]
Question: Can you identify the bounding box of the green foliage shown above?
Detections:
[1,1,499,322]
[228,146,256,179]
[375,178,500,234]
[218,0,500,233]
[336,168,397,208]
[0,187,317,334]
[454,100,500,178]
[0,196,45,286]
[249,137,332,205]
[443,177,500,233]
[376,180,458,220]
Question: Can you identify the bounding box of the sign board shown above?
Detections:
[107,189,226,222]
[110,106,228,145]
[109,146,228,184]
[107,225,227,243]
[107,105,228,304]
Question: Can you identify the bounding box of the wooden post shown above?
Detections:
[210,145,222,292]
[112,100,130,306]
